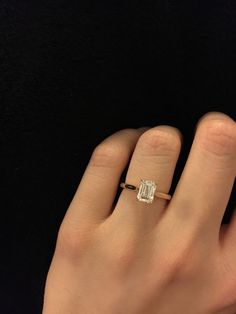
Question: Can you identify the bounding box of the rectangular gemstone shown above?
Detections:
[137,180,157,203]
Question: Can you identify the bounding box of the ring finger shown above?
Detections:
[113,125,182,231]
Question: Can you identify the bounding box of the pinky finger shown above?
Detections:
[60,128,146,232]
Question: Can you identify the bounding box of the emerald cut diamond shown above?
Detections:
[137,180,157,203]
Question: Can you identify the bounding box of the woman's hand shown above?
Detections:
[42,112,236,314]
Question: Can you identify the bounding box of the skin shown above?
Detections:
[42,112,236,314]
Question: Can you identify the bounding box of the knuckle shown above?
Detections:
[56,223,92,258]
[197,118,236,157]
[160,244,196,283]
[163,255,188,281]
[138,127,182,156]
[215,258,236,310]
[103,241,136,271]
[97,226,137,274]
[90,142,129,168]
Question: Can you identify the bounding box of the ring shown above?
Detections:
[120,179,172,204]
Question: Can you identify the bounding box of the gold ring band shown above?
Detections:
[120,180,171,204]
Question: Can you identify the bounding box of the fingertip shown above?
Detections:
[194,112,235,134]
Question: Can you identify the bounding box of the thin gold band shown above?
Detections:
[120,182,172,201]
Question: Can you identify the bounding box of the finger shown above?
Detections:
[168,112,236,239]
[61,128,147,230]
[115,125,182,230]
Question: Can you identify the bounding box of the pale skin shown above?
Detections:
[42,112,236,314]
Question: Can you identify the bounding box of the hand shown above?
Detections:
[42,112,236,314]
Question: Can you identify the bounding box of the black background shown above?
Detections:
[1,1,236,313]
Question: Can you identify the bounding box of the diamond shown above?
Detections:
[137,180,157,203]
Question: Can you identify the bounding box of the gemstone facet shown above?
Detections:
[137,180,157,203]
